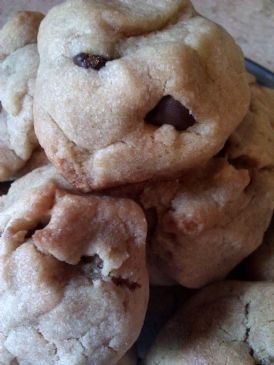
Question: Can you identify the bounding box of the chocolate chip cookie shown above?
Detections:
[34,0,250,191]
[0,165,149,365]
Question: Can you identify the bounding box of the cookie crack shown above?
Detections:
[243,302,255,359]
[36,326,59,360]
[243,303,250,344]
[76,338,89,361]
[46,111,90,161]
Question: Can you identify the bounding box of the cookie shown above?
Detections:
[0,165,149,365]
[140,159,274,288]
[145,281,274,365]
[245,218,274,282]
[34,0,249,191]
[0,12,43,181]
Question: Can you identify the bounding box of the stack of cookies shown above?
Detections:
[0,1,273,364]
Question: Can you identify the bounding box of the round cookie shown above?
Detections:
[0,165,149,365]
[140,158,274,288]
[245,218,274,282]
[145,281,274,365]
[34,0,250,191]
[0,11,43,181]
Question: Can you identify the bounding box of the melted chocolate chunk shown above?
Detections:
[73,53,111,70]
[145,95,196,131]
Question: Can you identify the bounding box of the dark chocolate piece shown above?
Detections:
[145,95,196,131]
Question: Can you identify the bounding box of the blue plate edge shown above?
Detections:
[245,58,274,88]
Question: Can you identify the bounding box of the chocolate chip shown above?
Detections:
[145,95,196,131]
[73,53,111,70]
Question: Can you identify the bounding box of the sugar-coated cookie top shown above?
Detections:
[34,0,250,191]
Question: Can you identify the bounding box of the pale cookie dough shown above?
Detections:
[0,11,43,181]
[140,159,274,288]
[0,165,149,365]
[246,218,274,282]
[145,281,274,365]
[34,0,250,191]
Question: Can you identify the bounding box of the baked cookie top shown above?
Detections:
[0,12,43,181]
[0,165,148,365]
[145,281,274,365]
[34,0,250,191]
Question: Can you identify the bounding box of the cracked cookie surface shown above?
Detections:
[0,165,149,365]
[34,0,249,191]
[0,11,43,181]
[145,281,274,365]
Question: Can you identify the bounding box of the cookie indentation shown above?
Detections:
[145,95,196,131]
[81,254,104,281]
[25,219,50,239]
[73,53,111,70]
